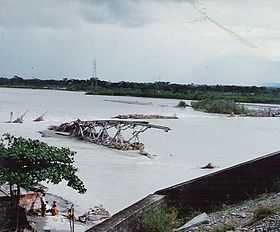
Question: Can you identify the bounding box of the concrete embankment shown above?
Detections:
[86,194,165,232]
[86,150,280,232]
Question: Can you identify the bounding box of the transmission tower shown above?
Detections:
[91,60,98,93]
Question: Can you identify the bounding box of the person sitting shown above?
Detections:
[51,201,60,216]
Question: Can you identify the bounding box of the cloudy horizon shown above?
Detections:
[0,0,280,86]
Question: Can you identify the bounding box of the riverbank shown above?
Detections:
[3,77,280,104]
[191,99,280,117]
[188,191,280,231]
[86,148,280,232]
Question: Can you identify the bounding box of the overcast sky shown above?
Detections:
[0,0,280,85]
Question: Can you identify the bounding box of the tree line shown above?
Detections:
[1,75,280,103]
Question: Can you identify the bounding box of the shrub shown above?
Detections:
[143,208,179,232]
[253,207,274,221]
[191,99,248,114]
[176,100,188,108]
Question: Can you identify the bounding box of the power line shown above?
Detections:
[188,0,258,49]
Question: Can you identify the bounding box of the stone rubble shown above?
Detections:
[185,192,280,231]
[174,213,210,231]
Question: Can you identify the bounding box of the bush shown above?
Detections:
[176,100,188,108]
[253,207,274,221]
[191,99,248,114]
[143,208,179,232]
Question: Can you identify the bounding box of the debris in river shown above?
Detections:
[246,108,280,117]
[139,150,155,159]
[34,112,47,122]
[201,162,216,169]
[113,114,178,119]
[104,99,153,106]
[78,205,110,223]
[176,100,190,108]
[12,110,28,123]
[45,119,170,151]
[8,112,13,123]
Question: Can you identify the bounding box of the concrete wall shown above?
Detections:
[86,194,166,232]
[157,151,280,212]
[87,150,280,232]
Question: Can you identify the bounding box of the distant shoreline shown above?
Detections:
[2,76,280,104]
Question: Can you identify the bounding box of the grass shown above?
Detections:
[244,206,275,227]
[210,224,235,232]
[253,206,274,221]
[143,207,181,232]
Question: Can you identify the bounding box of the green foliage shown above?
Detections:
[0,134,86,194]
[210,224,235,232]
[253,206,274,221]
[143,207,179,232]
[3,77,280,104]
[191,99,248,114]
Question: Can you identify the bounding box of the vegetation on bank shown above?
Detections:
[253,207,274,222]
[176,100,189,108]
[0,134,86,195]
[2,76,280,104]
[191,99,248,115]
[143,207,181,232]
[0,134,86,230]
[210,224,235,232]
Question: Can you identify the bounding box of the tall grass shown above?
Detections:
[143,208,179,232]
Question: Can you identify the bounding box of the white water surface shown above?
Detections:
[1,87,280,216]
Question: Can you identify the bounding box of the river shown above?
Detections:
[0,87,280,215]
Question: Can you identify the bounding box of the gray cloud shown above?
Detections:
[192,56,280,85]
[0,0,280,85]
[79,0,152,27]
[79,0,191,27]
[0,0,82,29]
[0,0,190,29]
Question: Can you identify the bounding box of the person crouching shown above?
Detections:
[51,201,60,216]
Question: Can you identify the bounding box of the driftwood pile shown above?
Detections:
[78,205,110,223]
[49,119,170,151]
[246,109,280,117]
[113,114,178,120]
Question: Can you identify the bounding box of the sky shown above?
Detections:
[0,0,280,85]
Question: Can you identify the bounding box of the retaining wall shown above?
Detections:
[87,150,280,232]
[157,151,280,211]
[86,194,166,232]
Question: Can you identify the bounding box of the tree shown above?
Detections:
[0,134,87,231]
[0,134,87,195]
